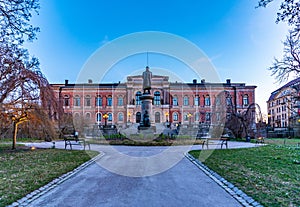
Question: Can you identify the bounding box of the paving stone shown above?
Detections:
[244,196,252,203]
[235,196,244,202]
[11,202,19,207]
[227,183,234,189]
[248,198,255,204]
[26,194,33,199]
[236,190,243,195]
[19,197,27,203]
[39,187,45,191]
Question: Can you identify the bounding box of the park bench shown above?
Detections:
[201,138,228,149]
[255,137,264,144]
[63,135,90,150]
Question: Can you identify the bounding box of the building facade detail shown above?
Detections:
[267,77,300,129]
[51,74,256,131]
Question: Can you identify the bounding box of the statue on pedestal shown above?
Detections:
[142,66,152,94]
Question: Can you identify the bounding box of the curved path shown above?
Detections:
[25,142,259,207]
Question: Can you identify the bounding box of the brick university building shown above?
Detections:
[51,69,256,132]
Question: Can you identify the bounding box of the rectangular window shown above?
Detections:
[194,96,199,106]
[205,97,210,106]
[205,112,211,121]
[64,98,70,106]
[96,97,102,106]
[173,97,178,106]
[85,98,91,106]
[243,95,249,106]
[118,97,123,106]
[107,97,112,106]
[184,97,189,106]
[74,96,80,107]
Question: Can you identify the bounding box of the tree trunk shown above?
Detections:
[12,122,18,150]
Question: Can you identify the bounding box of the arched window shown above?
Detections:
[107,96,112,106]
[118,96,123,106]
[154,91,161,105]
[64,95,70,107]
[74,113,80,120]
[204,95,210,106]
[108,113,112,121]
[136,91,142,105]
[74,95,81,107]
[173,112,179,121]
[173,95,178,106]
[184,96,189,106]
[243,94,249,106]
[118,113,124,121]
[136,112,141,123]
[155,112,160,123]
[195,112,200,121]
[205,112,211,121]
[96,113,102,123]
[85,95,91,107]
[96,96,102,106]
[85,112,91,120]
[183,112,188,121]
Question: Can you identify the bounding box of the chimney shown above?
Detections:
[88,79,93,84]
[226,79,231,85]
[65,79,69,86]
[193,79,197,84]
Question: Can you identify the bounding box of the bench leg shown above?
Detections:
[65,141,72,150]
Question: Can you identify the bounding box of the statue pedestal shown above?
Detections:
[138,93,155,133]
[140,93,153,126]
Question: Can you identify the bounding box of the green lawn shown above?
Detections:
[189,143,300,207]
[0,144,99,207]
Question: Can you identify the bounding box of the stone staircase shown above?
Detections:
[119,123,139,136]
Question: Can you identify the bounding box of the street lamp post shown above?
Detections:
[165,112,169,122]
[187,113,192,126]
[127,112,131,123]
[103,113,108,127]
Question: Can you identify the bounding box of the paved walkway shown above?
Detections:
[20,141,261,207]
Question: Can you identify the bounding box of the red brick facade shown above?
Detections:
[51,75,256,128]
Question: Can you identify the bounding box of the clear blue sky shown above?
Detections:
[26,0,289,116]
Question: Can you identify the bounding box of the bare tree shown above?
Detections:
[257,0,300,83]
[0,0,59,149]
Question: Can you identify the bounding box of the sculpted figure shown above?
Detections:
[142,66,152,94]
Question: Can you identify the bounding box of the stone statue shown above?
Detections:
[142,66,152,94]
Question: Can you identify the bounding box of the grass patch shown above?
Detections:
[189,145,300,207]
[0,144,98,207]
[0,137,46,144]
[263,138,300,146]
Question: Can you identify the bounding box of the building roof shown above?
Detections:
[267,77,300,102]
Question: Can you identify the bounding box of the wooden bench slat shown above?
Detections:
[201,138,228,149]
[64,135,90,150]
